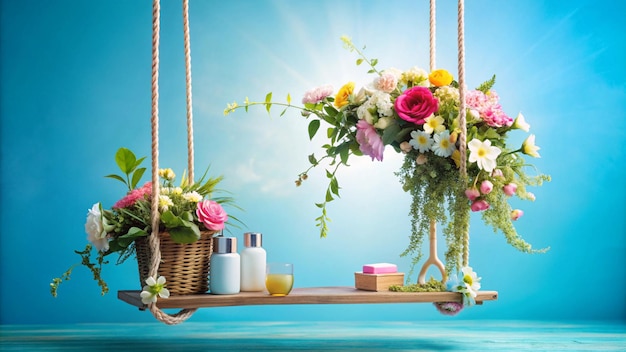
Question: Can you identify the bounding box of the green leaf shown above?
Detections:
[130,167,146,190]
[323,105,338,118]
[326,169,333,179]
[338,143,350,165]
[371,58,378,67]
[105,174,127,184]
[327,127,335,139]
[286,93,291,105]
[308,153,318,165]
[160,210,182,228]
[265,92,273,113]
[367,69,376,74]
[315,203,325,208]
[115,147,137,174]
[382,122,401,145]
[325,189,334,202]
[168,223,201,244]
[134,156,146,170]
[308,119,321,140]
[330,177,340,196]
[356,58,363,66]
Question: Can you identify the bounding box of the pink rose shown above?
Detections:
[394,86,438,125]
[471,199,490,212]
[356,120,384,161]
[480,180,493,195]
[503,183,518,196]
[465,188,480,201]
[196,200,228,231]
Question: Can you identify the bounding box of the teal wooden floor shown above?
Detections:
[1,321,625,351]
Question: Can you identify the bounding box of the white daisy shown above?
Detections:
[409,130,434,153]
[432,130,456,157]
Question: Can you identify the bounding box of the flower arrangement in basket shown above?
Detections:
[51,147,237,299]
[225,36,550,309]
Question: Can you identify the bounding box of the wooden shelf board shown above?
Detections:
[118,286,498,310]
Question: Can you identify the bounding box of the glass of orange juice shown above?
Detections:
[265,263,294,296]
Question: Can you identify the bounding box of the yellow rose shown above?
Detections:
[428,69,454,87]
[334,82,355,108]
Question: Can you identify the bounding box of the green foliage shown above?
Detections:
[476,74,496,94]
[389,277,446,292]
[52,148,241,297]
[106,147,146,191]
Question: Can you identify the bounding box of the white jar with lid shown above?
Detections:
[209,236,240,295]
[240,232,266,292]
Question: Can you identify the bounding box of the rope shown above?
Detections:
[147,0,197,325]
[457,0,470,268]
[429,0,436,71]
[183,0,195,184]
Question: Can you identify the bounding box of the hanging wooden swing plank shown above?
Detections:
[118,287,498,310]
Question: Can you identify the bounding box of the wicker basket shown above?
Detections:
[135,230,216,295]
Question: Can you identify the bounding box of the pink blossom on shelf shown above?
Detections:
[113,181,152,209]
[465,188,480,201]
[355,120,384,161]
[433,301,464,316]
[302,84,334,104]
[471,199,490,212]
[480,180,493,194]
[503,183,518,196]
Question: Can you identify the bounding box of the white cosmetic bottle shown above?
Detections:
[240,232,266,292]
[209,236,240,295]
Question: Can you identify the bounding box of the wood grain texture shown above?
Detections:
[118,286,498,309]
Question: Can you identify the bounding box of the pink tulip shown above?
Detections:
[503,183,518,196]
[511,209,524,221]
[471,199,490,212]
[465,188,480,201]
[480,180,493,195]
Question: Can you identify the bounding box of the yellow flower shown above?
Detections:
[334,82,355,108]
[428,69,454,87]
[451,149,461,168]
[522,134,541,158]
[423,115,445,134]
[158,168,175,181]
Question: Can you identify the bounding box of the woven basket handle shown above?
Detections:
[146,0,197,325]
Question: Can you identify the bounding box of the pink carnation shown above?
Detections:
[465,90,513,128]
[355,120,384,161]
[302,85,334,104]
[374,72,398,93]
[113,181,152,209]
[196,200,228,231]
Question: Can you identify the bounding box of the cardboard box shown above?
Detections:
[354,272,404,291]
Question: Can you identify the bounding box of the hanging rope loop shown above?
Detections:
[146,0,198,325]
[456,0,470,268]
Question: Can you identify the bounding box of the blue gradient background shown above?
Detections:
[1,0,624,325]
